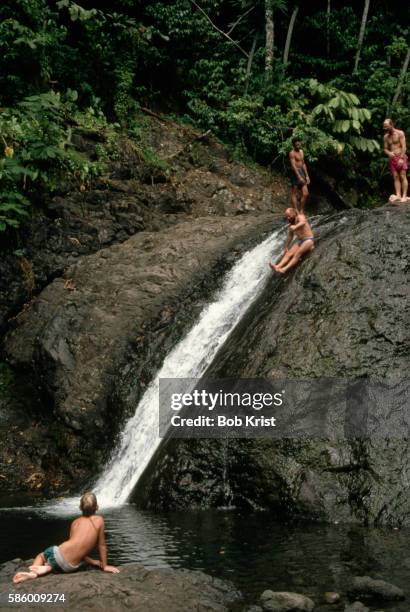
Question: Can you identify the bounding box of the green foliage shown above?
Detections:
[0,91,100,232]
[0,192,30,232]
[0,1,66,103]
[127,116,171,176]
[0,0,409,213]
[306,79,379,155]
[187,77,378,165]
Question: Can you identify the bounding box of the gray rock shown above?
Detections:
[260,589,315,611]
[324,591,341,604]
[2,214,273,492]
[344,603,369,612]
[141,206,410,525]
[348,576,405,601]
[0,559,240,612]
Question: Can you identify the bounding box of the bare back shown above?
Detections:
[59,515,104,565]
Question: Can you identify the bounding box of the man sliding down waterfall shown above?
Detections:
[270,208,314,274]
[13,492,119,584]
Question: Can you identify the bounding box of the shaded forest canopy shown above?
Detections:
[0,0,409,232]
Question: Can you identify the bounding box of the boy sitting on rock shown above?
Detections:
[13,492,119,583]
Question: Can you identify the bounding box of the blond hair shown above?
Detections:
[79,492,98,516]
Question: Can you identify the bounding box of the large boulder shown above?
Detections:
[0,116,288,333]
[0,559,240,612]
[260,590,315,611]
[2,214,273,492]
[348,576,405,601]
[138,206,410,526]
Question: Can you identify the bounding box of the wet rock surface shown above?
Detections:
[1,214,274,492]
[348,575,405,601]
[0,113,292,493]
[0,559,240,612]
[260,589,315,611]
[139,206,410,526]
[323,592,341,605]
[344,603,369,612]
[0,117,288,333]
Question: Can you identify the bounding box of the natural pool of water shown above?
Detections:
[1,497,409,609]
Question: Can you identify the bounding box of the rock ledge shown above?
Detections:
[0,559,240,612]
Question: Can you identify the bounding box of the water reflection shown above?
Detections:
[0,502,409,608]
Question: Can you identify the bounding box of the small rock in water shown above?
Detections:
[324,591,341,604]
[260,590,314,611]
[349,576,405,601]
[344,602,369,612]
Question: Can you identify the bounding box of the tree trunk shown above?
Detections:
[283,5,299,66]
[265,0,274,79]
[391,46,410,107]
[245,32,258,94]
[353,0,370,74]
[326,0,331,57]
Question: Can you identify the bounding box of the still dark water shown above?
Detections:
[1,497,409,609]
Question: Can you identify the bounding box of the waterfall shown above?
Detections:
[51,227,284,512]
[220,438,234,510]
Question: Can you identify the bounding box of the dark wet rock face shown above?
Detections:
[344,603,369,612]
[323,591,341,604]
[139,206,410,526]
[348,575,405,602]
[0,121,288,333]
[0,114,290,494]
[2,214,273,492]
[260,590,315,611]
[0,560,240,612]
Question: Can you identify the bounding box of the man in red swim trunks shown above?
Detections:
[383,118,408,202]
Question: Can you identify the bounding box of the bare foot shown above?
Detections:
[272,264,282,273]
[13,571,38,584]
[400,197,408,202]
[29,565,51,576]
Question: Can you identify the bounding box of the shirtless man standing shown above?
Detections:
[270,208,314,274]
[383,118,408,202]
[289,138,310,212]
[13,492,119,583]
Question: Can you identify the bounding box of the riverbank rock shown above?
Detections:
[344,603,369,612]
[348,576,405,602]
[324,592,341,604]
[260,589,315,611]
[139,205,410,526]
[0,559,240,612]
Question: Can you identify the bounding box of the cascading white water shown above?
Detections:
[51,227,284,513]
